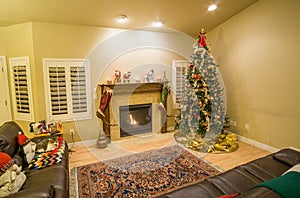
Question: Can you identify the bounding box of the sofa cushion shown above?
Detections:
[0,122,22,155]
[6,185,54,198]
[241,154,290,181]
[238,187,281,198]
[158,180,224,198]
[21,165,68,197]
[206,167,262,195]
[273,148,300,166]
[0,122,24,166]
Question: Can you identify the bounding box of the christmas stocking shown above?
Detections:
[99,86,112,112]
[96,86,115,126]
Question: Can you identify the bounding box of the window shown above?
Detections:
[43,58,91,121]
[172,60,189,103]
[9,56,34,121]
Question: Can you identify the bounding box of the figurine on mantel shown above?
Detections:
[123,71,131,83]
[148,69,154,82]
[144,69,154,82]
[114,70,122,84]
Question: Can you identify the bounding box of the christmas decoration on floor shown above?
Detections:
[174,28,238,153]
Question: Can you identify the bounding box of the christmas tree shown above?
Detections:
[175,28,227,152]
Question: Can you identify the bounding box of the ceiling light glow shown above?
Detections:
[116,15,128,23]
[208,4,217,11]
[152,20,164,27]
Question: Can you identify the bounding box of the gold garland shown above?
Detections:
[174,131,239,153]
[208,132,239,153]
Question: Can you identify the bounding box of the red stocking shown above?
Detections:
[96,86,116,126]
[99,87,112,112]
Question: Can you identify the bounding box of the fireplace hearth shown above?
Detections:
[119,103,152,137]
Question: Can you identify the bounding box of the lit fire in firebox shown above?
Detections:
[129,114,138,125]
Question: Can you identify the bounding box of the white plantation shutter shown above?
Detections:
[70,66,87,114]
[9,57,34,121]
[172,60,188,102]
[14,66,29,113]
[48,66,68,116]
[44,59,91,121]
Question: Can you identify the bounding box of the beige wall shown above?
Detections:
[1,23,34,56]
[0,23,35,132]
[0,29,5,54]
[1,21,191,143]
[29,22,123,142]
[208,0,300,149]
[100,48,184,83]
[0,22,121,141]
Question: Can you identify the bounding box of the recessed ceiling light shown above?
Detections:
[116,15,128,23]
[208,4,217,11]
[152,20,164,27]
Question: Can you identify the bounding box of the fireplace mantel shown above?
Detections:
[98,82,165,141]
[99,82,163,95]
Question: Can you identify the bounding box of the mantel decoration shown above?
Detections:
[174,28,238,153]
[123,71,131,83]
[114,70,122,84]
[96,86,117,126]
[144,69,155,82]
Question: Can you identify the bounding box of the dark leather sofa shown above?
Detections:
[160,148,300,198]
[0,121,69,198]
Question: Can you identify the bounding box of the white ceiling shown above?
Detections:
[0,0,258,37]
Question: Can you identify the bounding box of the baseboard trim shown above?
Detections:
[69,138,98,147]
[236,134,279,153]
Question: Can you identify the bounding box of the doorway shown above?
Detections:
[0,56,12,125]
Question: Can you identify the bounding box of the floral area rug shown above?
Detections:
[70,145,221,197]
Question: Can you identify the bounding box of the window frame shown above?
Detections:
[172,60,189,104]
[43,58,92,122]
[9,56,35,121]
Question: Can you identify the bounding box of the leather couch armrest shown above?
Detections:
[273,148,300,166]
[0,122,25,166]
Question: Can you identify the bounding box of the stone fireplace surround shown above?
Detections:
[99,83,164,141]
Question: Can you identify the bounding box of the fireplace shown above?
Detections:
[119,103,152,137]
[99,83,165,141]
